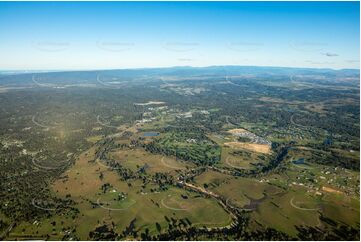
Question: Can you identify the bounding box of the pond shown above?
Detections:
[142,132,160,137]
[293,158,305,164]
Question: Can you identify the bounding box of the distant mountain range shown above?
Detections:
[0,66,359,87]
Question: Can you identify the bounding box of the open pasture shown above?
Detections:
[108,148,191,173]
[193,172,283,209]
[250,185,360,236]
[250,188,321,236]
[209,134,269,170]
[46,146,231,239]
[222,146,267,169]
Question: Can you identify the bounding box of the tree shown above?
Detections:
[156,222,161,233]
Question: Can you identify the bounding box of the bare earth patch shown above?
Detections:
[322,186,343,194]
[305,103,327,114]
[224,142,271,154]
[227,128,247,134]
[86,135,103,143]
[259,97,304,104]
[134,101,166,106]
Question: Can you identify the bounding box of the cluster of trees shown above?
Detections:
[135,213,294,241]
[87,211,360,241]
[296,215,360,241]
[0,144,65,221]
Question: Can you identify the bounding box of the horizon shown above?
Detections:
[0,1,360,70]
[0,64,360,74]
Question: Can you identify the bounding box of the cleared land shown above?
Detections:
[227,128,247,134]
[32,146,231,239]
[108,149,191,174]
[224,142,271,154]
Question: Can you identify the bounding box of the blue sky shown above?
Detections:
[0,1,359,70]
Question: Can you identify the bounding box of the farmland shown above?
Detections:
[0,66,359,240]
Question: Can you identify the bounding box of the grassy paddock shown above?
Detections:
[16,146,231,239]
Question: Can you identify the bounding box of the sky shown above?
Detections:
[0,1,359,70]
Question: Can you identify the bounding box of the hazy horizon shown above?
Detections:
[1,64,360,74]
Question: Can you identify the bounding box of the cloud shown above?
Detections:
[345,60,359,63]
[321,52,339,57]
[305,60,334,65]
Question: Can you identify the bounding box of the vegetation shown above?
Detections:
[0,66,359,240]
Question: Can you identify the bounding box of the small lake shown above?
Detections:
[293,158,305,164]
[142,132,160,137]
